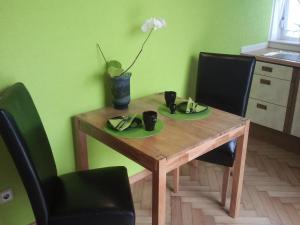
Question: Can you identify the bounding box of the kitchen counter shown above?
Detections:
[242,48,300,68]
[241,43,300,140]
[242,45,300,139]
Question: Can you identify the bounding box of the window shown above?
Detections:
[270,0,300,43]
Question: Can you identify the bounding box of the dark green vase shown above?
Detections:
[111,73,131,109]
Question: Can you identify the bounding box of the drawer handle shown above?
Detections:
[261,66,273,72]
[260,79,271,85]
[256,103,267,110]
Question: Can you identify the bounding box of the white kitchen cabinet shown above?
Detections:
[246,61,293,132]
[250,75,291,107]
[247,98,287,131]
[291,82,300,137]
[254,61,293,80]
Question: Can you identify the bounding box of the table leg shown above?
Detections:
[172,167,180,193]
[73,117,89,171]
[152,160,167,225]
[221,167,231,207]
[229,120,250,217]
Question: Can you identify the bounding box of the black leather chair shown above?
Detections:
[0,83,135,225]
[174,52,255,206]
[197,52,255,205]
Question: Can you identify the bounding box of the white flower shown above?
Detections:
[141,17,167,32]
[98,17,166,76]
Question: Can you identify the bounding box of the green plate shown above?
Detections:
[158,104,211,120]
[104,116,164,139]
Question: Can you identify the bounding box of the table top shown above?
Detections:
[75,93,248,169]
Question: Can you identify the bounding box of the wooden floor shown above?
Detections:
[131,137,300,225]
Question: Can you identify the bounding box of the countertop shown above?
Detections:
[242,48,300,68]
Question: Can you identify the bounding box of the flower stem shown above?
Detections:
[120,28,154,76]
[97,43,108,64]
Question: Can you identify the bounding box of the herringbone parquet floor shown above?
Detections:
[131,137,300,225]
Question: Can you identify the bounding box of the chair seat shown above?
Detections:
[49,166,135,225]
[198,140,237,167]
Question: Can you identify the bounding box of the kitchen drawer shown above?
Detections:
[254,61,293,81]
[246,98,287,131]
[250,74,291,107]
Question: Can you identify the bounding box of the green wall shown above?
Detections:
[0,0,272,224]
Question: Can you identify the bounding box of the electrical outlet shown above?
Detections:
[0,189,14,204]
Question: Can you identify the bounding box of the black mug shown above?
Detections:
[143,111,157,131]
[164,91,176,107]
[169,103,176,114]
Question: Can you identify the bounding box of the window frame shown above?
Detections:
[269,0,300,45]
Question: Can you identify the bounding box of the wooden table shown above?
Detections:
[73,93,250,225]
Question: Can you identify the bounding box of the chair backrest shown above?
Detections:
[0,83,57,225]
[196,52,256,116]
